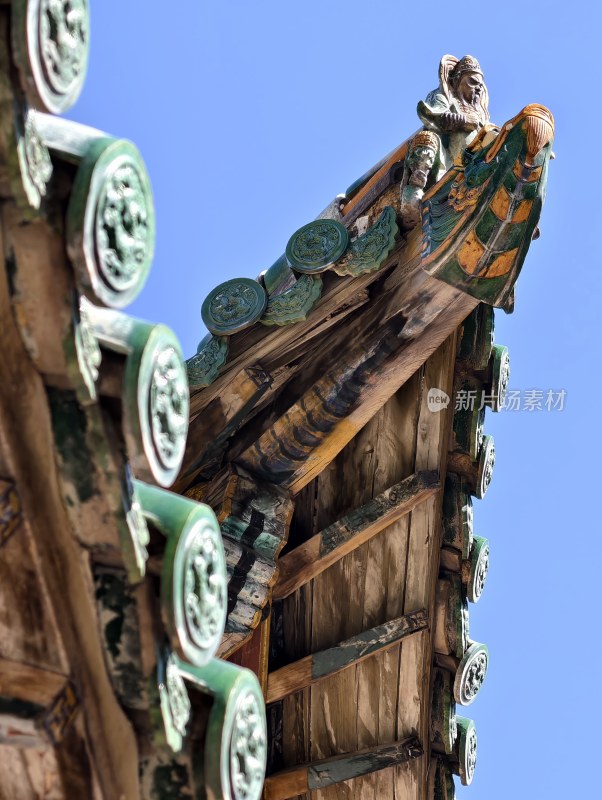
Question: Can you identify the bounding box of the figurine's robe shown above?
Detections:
[418,89,484,169]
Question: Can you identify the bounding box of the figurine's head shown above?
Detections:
[410,146,436,168]
[439,54,490,123]
[407,131,438,186]
[409,131,438,162]
[451,56,485,108]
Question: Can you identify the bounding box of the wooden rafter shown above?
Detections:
[266,608,428,703]
[273,471,439,600]
[264,737,423,799]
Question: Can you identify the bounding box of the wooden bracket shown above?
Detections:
[273,470,439,600]
[264,736,423,799]
[267,608,428,703]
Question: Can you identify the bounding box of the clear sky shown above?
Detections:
[70,2,600,797]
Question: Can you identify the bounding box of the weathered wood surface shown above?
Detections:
[433,576,468,659]
[439,547,462,573]
[0,205,138,798]
[180,365,271,481]
[394,333,458,799]
[427,756,456,800]
[187,249,388,423]
[267,609,428,703]
[92,567,205,796]
[234,255,475,495]
[183,226,476,498]
[442,475,473,558]
[274,333,458,799]
[430,669,457,757]
[273,472,438,600]
[2,203,75,382]
[0,659,69,708]
[264,737,423,800]
[279,373,418,798]
[227,615,271,693]
[0,659,79,750]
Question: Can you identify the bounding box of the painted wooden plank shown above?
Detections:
[273,471,439,600]
[267,609,428,703]
[264,737,423,799]
[190,466,294,660]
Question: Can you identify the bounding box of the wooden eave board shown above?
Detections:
[274,332,457,800]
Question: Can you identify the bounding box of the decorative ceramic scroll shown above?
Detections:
[453,642,488,706]
[158,650,191,753]
[88,306,189,486]
[475,434,495,499]
[260,274,323,327]
[72,296,101,402]
[176,658,267,800]
[202,278,268,336]
[286,219,349,274]
[16,108,52,209]
[485,344,510,411]
[67,138,155,308]
[332,206,398,277]
[12,0,90,114]
[466,536,489,603]
[187,335,229,389]
[135,481,227,667]
[122,466,150,579]
[455,717,477,786]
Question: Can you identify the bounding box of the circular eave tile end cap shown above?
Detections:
[285,219,349,274]
[201,278,267,336]
[453,642,489,706]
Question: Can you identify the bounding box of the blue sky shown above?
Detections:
[70,2,600,796]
